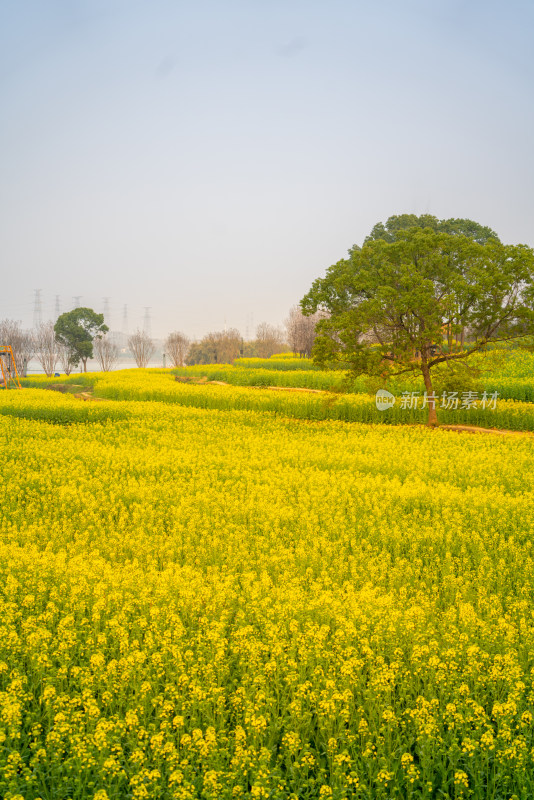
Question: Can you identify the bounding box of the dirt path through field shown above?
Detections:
[436,423,534,438]
[74,391,106,402]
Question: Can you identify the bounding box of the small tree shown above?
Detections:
[128,330,155,368]
[302,226,534,426]
[34,321,58,377]
[285,306,323,357]
[212,329,242,363]
[186,341,211,366]
[54,308,108,372]
[185,330,243,365]
[94,334,120,372]
[0,319,34,376]
[255,322,286,358]
[165,331,190,367]
[57,342,75,376]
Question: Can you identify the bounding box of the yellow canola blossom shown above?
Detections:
[1,380,534,798]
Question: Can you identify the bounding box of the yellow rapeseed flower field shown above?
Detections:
[1,376,534,798]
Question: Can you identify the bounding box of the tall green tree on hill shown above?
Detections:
[54,308,108,372]
[301,217,534,426]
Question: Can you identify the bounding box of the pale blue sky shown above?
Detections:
[2,0,533,338]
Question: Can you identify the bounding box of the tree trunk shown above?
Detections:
[421,362,438,427]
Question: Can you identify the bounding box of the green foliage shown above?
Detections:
[302,226,534,424]
[54,307,108,372]
[431,360,482,396]
[186,329,242,365]
[184,340,214,365]
[363,213,500,245]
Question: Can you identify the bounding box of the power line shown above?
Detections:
[122,304,129,336]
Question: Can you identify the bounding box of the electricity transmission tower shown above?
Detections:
[33,289,43,329]
[245,313,254,341]
[143,307,152,338]
[103,297,111,328]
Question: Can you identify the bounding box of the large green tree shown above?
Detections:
[301,225,534,425]
[54,308,108,372]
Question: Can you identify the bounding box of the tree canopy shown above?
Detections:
[54,307,108,372]
[301,225,534,425]
[186,329,243,365]
[361,213,500,247]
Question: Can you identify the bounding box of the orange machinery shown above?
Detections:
[0,345,22,389]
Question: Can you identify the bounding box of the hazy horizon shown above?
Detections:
[2,0,533,339]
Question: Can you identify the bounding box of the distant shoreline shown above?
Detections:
[25,359,165,375]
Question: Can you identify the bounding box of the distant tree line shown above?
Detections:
[0,311,114,377]
[183,309,324,365]
[0,305,325,376]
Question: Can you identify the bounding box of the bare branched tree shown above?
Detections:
[94,334,120,372]
[34,321,58,377]
[57,343,75,376]
[165,331,190,367]
[0,319,35,376]
[128,329,155,368]
[255,322,286,358]
[285,306,325,357]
